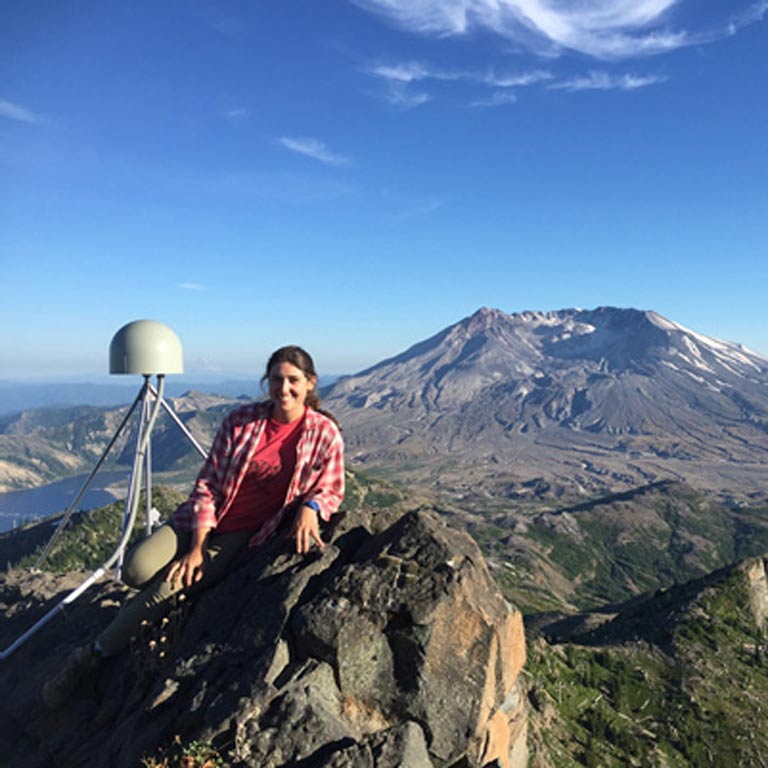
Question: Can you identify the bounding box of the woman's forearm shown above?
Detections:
[189,525,213,556]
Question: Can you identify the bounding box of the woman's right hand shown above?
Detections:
[165,547,207,590]
[165,526,212,589]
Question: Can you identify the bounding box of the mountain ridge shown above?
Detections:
[525,552,768,767]
[325,306,768,499]
[0,391,242,494]
[2,305,767,504]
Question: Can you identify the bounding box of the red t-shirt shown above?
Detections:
[216,414,305,533]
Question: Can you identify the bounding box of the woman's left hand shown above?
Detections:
[294,504,324,554]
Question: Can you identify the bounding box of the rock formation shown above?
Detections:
[0,506,527,767]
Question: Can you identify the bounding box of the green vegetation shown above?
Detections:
[462,484,768,765]
[340,468,409,512]
[492,566,566,614]
[364,490,402,508]
[526,561,768,767]
[8,487,186,572]
[468,483,768,613]
[141,736,225,767]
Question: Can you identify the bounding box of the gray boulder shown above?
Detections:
[0,507,527,767]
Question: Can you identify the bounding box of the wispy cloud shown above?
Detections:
[380,189,446,220]
[370,62,438,83]
[369,61,459,107]
[369,60,552,106]
[549,70,668,91]
[178,282,208,291]
[193,356,223,373]
[469,91,519,108]
[352,1,764,59]
[371,60,551,87]
[223,107,249,125]
[482,69,553,87]
[0,97,41,124]
[728,0,768,31]
[389,198,445,220]
[382,82,432,107]
[277,136,352,166]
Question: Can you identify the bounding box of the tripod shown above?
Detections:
[1,374,208,660]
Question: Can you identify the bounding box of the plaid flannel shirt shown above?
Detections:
[173,402,344,547]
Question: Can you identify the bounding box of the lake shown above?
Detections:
[0,472,126,533]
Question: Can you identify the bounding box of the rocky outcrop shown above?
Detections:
[742,556,768,630]
[0,506,527,767]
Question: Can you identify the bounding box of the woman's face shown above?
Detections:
[268,361,315,423]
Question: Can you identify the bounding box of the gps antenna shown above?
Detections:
[1,321,208,661]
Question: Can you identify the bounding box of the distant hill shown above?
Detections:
[0,376,341,417]
[0,391,243,493]
[325,306,768,500]
[471,479,768,614]
[0,379,262,416]
[526,554,768,767]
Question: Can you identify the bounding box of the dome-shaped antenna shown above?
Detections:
[0,319,210,661]
[109,319,184,375]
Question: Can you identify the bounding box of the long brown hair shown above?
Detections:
[262,345,339,427]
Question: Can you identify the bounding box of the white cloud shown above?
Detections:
[368,56,665,106]
[224,107,249,124]
[482,69,553,87]
[368,61,458,106]
[549,70,668,90]
[729,0,768,29]
[369,60,553,106]
[0,98,41,124]
[469,91,519,107]
[277,136,352,166]
[178,282,208,291]
[194,356,223,373]
[370,62,437,82]
[385,84,432,107]
[361,64,433,106]
[371,60,550,87]
[351,0,762,59]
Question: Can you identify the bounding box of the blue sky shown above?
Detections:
[2,0,767,380]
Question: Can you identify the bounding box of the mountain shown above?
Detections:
[325,306,768,499]
[525,554,768,767]
[6,307,767,503]
[474,479,768,614]
[0,391,242,493]
[0,381,138,415]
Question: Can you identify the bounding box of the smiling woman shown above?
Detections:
[266,352,318,424]
[42,345,345,709]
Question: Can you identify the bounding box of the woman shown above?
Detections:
[43,345,344,708]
